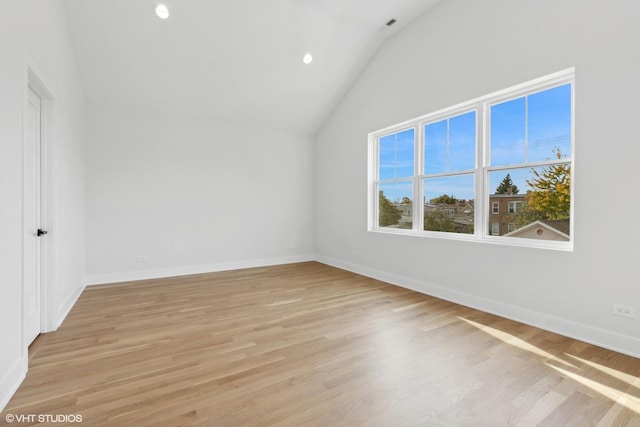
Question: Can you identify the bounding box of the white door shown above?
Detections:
[23,87,43,347]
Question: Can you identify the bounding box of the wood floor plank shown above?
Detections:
[2,261,639,426]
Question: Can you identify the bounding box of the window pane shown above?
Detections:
[449,111,476,171]
[424,111,475,175]
[488,165,570,240]
[424,120,447,174]
[491,97,525,166]
[528,84,572,162]
[379,181,413,229]
[379,129,415,180]
[423,174,474,234]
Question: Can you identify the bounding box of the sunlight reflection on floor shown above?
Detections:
[547,364,640,415]
[457,317,575,368]
[458,315,640,417]
[565,353,640,388]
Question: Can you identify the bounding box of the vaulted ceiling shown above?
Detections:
[64,0,441,134]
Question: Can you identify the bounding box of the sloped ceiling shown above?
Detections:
[64,0,441,134]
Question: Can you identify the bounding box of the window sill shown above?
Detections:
[369,228,573,252]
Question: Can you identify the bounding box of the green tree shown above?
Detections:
[424,211,457,232]
[518,148,571,224]
[379,191,401,227]
[401,196,412,204]
[495,173,519,194]
[430,194,457,204]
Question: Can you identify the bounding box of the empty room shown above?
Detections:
[1,0,639,425]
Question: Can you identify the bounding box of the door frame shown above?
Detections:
[22,57,56,357]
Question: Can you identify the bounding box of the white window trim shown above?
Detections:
[368,68,575,251]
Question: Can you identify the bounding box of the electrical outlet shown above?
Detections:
[136,256,147,263]
[612,304,636,318]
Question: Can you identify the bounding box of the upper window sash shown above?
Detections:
[421,109,478,177]
[376,126,417,182]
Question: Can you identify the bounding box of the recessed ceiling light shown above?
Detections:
[302,53,313,65]
[155,4,170,19]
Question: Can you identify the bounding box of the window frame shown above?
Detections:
[372,125,417,231]
[368,68,575,251]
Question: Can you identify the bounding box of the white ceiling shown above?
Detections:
[64,0,442,134]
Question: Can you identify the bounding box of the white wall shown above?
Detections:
[85,105,315,284]
[0,0,86,410]
[315,0,640,357]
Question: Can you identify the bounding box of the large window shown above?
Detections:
[369,69,574,250]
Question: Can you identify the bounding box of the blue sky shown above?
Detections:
[379,83,571,204]
[379,128,415,180]
[425,111,476,175]
[491,84,571,167]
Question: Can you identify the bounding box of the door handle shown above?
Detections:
[37,229,48,237]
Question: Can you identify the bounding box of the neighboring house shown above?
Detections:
[395,196,567,239]
[488,194,528,236]
[488,194,570,240]
[504,219,570,241]
[424,200,474,234]
[390,200,473,232]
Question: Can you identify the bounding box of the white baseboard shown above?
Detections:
[0,357,27,413]
[85,255,317,286]
[316,255,640,359]
[56,281,87,329]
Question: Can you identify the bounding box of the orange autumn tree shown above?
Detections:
[520,147,571,224]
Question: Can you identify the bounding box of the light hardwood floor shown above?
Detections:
[2,262,639,426]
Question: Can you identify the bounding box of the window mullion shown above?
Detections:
[524,95,529,163]
[477,103,486,239]
[414,124,423,232]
